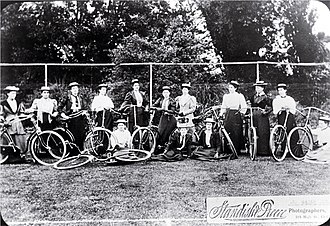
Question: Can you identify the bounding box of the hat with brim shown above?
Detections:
[181,83,191,89]
[131,79,139,84]
[98,84,108,89]
[116,119,127,124]
[277,83,287,89]
[4,86,19,92]
[162,86,171,91]
[40,86,51,91]
[229,80,239,87]
[253,81,267,87]
[319,116,330,122]
[68,82,80,88]
[177,117,190,128]
[204,118,215,124]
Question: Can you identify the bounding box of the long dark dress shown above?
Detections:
[120,91,149,133]
[153,97,177,152]
[250,93,272,156]
[58,94,88,151]
[224,110,244,153]
[191,129,220,161]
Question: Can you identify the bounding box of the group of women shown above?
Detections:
[0,78,312,162]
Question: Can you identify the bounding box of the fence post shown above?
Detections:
[44,64,48,87]
[149,63,153,104]
[256,62,259,82]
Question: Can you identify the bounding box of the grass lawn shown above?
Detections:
[0,156,329,225]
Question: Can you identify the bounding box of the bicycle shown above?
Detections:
[244,106,264,160]
[287,107,330,161]
[0,114,67,165]
[129,107,159,154]
[195,106,238,159]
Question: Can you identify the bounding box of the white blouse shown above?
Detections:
[220,92,247,115]
[272,95,296,115]
[91,95,114,111]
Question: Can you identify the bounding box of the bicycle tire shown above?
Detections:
[53,154,93,170]
[0,132,11,164]
[270,125,288,162]
[84,128,118,160]
[53,127,75,142]
[221,129,238,159]
[30,131,67,166]
[130,128,156,154]
[248,127,258,160]
[114,149,151,162]
[288,127,312,160]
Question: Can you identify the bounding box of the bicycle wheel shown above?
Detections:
[84,128,118,160]
[288,127,312,160]
[30,131,67,166]
[114,149,151,162]
[248,127,258,160]
[0,132,11,164]
[53,154,93,170]
[130,128,156,154]
[269,125,287,162]
[221,129,238,159]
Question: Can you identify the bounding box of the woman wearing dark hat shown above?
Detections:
[57,82,88,151]
[272,83,301,155]
[91,84,115,131]
[26,86,58,131]
[249,81,272,155]
[119,79,149,133]
[219,80,247,154]
[152,85,177,153]
[175,82,197,136]
[190,118,220,161]
[0,86,27,153]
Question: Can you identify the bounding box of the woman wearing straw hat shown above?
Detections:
[249,81,272,156]
[175,82,197,139]
[220,80,247,154]
[58,82,88,151]
[91,83,115,131]
[152,85,177,153]
[0,86,27,153]
[153,118,193,161]
[119,79,149,133]
[26,86,58,131]
[190,118,220,161]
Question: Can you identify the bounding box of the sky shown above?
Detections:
[310,0,330,36]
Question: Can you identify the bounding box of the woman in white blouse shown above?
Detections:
[220,80,247,155]
[91,84,115,131]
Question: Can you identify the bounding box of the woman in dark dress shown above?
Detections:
[119,79,149,133]
[249,81,272,156]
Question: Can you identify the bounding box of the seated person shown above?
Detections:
[190,118,220,161]
[153,117,192,161]
[112,119,131,149]
[304,116,330,163]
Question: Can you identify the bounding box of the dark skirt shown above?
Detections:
[253,111,270,156]
[128,106,148,133]
[67,115,86,151]
[95,110,114,131]
[191,146,216,161]
[158,114,177,146]
[224,110,244,153]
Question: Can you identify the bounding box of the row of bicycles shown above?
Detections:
[1,105,329,169]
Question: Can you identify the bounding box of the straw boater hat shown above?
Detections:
[177,117,190,128]
[4,86,19,92]
[68,82,80,88]
[277,83,287,89]
[253,81,268,87]
[131,79,139,84]
[98,83,108,89]
[229,80,239,87]
[181,83,191,89]
[162,86,171,91]
[319,116,330,122]
[40,86,51,91]
[204,118,216,124]
[116,119,127,124]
